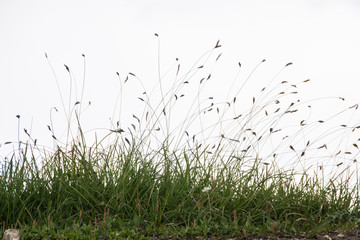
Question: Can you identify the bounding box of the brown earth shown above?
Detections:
[243,230,359,240]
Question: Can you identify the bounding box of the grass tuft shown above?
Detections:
[1,40,360,239]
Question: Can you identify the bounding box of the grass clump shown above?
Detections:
[1,38,360,239]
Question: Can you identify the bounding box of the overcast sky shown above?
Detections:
[1,0,360,171]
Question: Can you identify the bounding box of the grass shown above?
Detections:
[1,38,360,239]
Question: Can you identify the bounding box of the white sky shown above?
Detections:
[1,0,360,174]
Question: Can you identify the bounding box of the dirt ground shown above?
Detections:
[244,230,360,240]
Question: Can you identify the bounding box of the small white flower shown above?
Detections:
[202,187,211,193]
